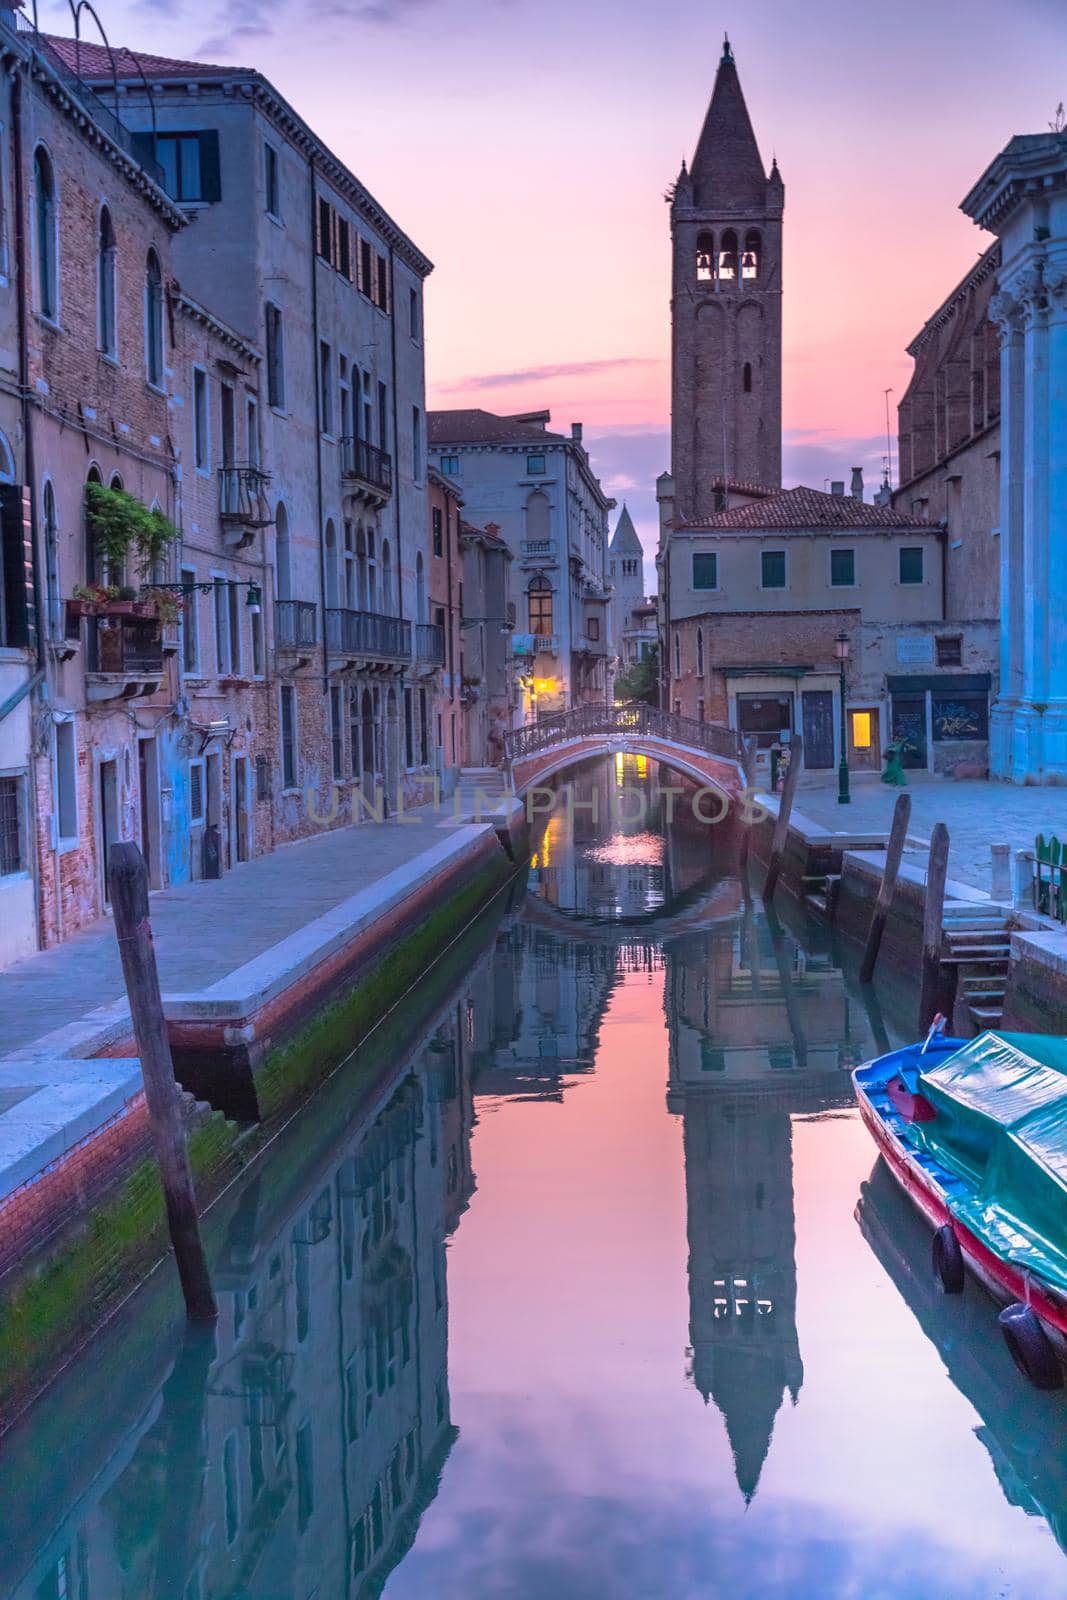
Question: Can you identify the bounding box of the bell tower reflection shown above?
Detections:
[666,903,856,1502]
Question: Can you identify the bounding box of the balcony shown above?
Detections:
[340,438,393,503]
[416,622,445,665]
[511,632,559,658]
[218,465,273,546]
[519,538,558,567]
[275,600,317,666]
[326,608,411,662]
[86,616,165,702]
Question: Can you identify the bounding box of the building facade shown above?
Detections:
[459,519,514,766]
[608,506,656,675]
[423,469,461,787]
[428,408,613,719]
[962,130,1067,783]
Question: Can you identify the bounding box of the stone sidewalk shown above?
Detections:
[0,798,504,1060]
[792,773,1064,893]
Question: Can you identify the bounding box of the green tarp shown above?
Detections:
[908,1033,1067,1295]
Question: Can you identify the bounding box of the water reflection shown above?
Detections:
[3,758,1066,1599]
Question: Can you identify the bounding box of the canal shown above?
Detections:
[2,758,1065,1598]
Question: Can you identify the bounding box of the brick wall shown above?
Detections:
[670,609,860,722]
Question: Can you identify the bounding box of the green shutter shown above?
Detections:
[198,130,222,203]
[0,485,35,650]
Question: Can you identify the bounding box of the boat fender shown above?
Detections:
[932,1224,965,1295]
[997,1302,1064,1391]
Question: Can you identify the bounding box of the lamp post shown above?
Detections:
[835,630,851,805]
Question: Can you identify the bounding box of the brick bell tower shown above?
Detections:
[670,37,784,515]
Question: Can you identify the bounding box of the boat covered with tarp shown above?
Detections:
[853,1029,1067,1388]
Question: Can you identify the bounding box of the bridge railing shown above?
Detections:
[504,703,741,764]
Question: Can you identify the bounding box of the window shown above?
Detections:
[830,548,855,587]
[193,367,210,470]
[227,581,243,675]
[742,362,752,393]
[718,228,738,280]
[899,546,924,585]
[43,480,59,638]
[265,302,284,408]
[280,685,297,789]
[742,228,761,280]
[189,759,205,824]
[440,455,460,477]
[152,131,221,203]
[264,141,280,217]
[528,575,553,636]
[338,218,351,280]
[587,615,600,641]
[936,635,963,668]
[34,146,56,319]
[54,719,77,845]
[330,686,344,780]
[761,550,787,589]
[378,381,388,450]
[432,507,443,558]
[375,252,389,312]
[697,697,705,723]
[97,207,116,356]
[181,566,200,673]
[317,195,334,263]
[275,502,291,599]
[696,627,704,676]
[0,777,23,876]
[932,691,988,742]
[409,287,420,340]
[214,580,229,675]
[359,236,373,296]
[145,250,164,387]
[696,230,715,282]
[850,710,873,750]
[526,454,546,475]
[319,341,333,435]
[692,552,717,590]
[673,633,680,677]
[412,407,421,479]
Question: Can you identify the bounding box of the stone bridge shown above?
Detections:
[504,704,745,802]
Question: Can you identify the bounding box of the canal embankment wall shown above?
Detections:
[0,811,527,1431]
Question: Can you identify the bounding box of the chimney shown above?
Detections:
[571,422,583,443]
[850,467,864,502]
[830,480,845,497]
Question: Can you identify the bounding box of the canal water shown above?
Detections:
[2,757,1065,1599]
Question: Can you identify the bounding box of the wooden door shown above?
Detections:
[801,690,835,769]
[848,708,881,770]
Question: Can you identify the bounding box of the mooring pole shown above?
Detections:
[739,737,758,869]
[109,842,218,1323]
[918,822,953,1031]
[763,735,803,903]
[859,791,912,983]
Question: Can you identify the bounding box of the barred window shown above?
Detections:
[0,777,22,875]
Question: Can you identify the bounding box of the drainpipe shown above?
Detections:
[309,153,328,695]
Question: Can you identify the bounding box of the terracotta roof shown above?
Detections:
[677,485,931,532]
[42,36,247,80]
[429,409,566,447]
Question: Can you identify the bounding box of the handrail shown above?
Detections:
[504,703,740,764]
[0,667,43,726]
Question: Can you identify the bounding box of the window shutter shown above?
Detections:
[198,130,222,202]
[0,484,34,650]
[131,131,157,172]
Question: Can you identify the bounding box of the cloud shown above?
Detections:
[441,358,662,393]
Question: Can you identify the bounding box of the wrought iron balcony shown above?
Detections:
[275,600,318,651]
[416,622,445,664]
[326,607,411,660]
[340,437,393,498]
[218,465,273,527]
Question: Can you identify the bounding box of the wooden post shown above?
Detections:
[763,735,803,902]
[109,842,217,1323]
[918,822,953,1031]
[859,791,912,983]
[739,737,758,868]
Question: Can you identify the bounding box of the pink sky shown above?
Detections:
[37,0,1066,562]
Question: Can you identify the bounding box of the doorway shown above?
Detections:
[206,751,224,871]
[801,690,834,770]
[98,758,119,906]
[848,707,881,771]
[138,737,161,886]
[890,695,927,769]
[232,755,252,864]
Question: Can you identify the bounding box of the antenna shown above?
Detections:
[882,387,894,489]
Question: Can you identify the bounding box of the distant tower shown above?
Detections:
[609,505,644,664]
[670,36,783,515]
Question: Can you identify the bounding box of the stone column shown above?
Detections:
[988,291,1026,778]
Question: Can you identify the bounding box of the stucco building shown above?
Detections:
[608,506,656,676]
[459,519,514,766]
[428,408,614,719]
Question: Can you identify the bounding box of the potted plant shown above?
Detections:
[85,483,180,588]
[140,587,183,626]
[67,581,119,618]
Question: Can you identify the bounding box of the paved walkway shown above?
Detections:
[0,798,500,1060]
[792,773,1063,893]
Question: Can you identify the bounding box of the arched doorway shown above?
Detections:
[384,686,400,814]
[360,688,377,785]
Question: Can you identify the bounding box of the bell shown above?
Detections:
[742,250,757,272]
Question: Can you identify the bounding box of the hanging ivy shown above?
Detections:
[85,483,179,577]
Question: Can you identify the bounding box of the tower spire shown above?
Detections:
[690,39,768,209]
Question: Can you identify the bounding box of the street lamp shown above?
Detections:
[835,630,851,805]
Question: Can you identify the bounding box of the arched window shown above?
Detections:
[106,473,125,586]
[0,430,14,484]
[144,249,164,386]
[34,147,57,319]
[696,231,715,283]
[415,552,427,624]
[275,502,291,600]
[324,518,338,607]
[696,628,704,678]
[743,362,753,394]
[355,526,368,610]
[97,207,117,357]
[718,229,737,282]
[380,539,392,614]
[673,632,680,678]
[742,229,761,281]
[525,490,551,544]
[43,481,59,637]
[528,574,553,637]
[361,687,377,777]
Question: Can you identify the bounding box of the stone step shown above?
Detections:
[961,983,1007,1000]
[941,951,1011,966]
[969,1005,1004,1025]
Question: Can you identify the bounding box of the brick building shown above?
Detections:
[459,520,514,765]
[424,467,463,786]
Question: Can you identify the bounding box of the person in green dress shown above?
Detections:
[881,739,908,786]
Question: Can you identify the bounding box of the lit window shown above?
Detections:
[850,710,872,749]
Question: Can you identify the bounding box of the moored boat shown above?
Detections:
[853,1025,1067,1389]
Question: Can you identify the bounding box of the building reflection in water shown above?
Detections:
[665,898,866,1503]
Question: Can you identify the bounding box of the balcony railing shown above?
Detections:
[340,438,393,497]
[218,465,273,527]
[275,600,318,650]
[86,617,165,697]
[416,622,445,665]
[519,538,557,562]
[511,632,559,657]
[326,608,411,660]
